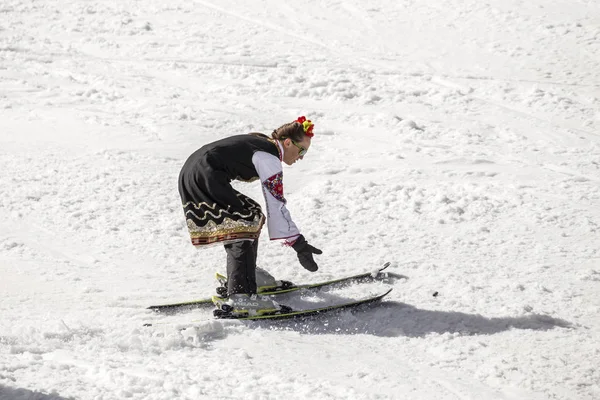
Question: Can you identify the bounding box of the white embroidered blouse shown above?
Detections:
[251,140,300,244]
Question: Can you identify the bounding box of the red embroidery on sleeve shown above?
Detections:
[263,172,286,203]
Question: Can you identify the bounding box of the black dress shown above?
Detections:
[178,134,291,247]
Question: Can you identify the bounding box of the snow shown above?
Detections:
[1,0,599,398]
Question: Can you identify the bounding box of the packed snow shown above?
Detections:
[1,0,599,399]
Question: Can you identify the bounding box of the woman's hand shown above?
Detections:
[292,235,322,272]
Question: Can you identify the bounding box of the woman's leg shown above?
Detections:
[252,238,259,266]
[224,240,257,295]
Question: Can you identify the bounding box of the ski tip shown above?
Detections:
[143,323,153,327]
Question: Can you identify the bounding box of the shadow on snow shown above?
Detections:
[0,385,73,400]
[249,301,573,337]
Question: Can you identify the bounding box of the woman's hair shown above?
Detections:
[248,121,306,142]
[271,122,306,142]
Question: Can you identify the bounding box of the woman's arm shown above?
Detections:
[252,151,300,243]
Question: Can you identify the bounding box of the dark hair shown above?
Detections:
[248,122,306,142]
[271,122,306,142]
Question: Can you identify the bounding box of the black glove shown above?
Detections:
[292,235,322,272]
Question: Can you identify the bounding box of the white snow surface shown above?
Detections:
[1,0,599,399]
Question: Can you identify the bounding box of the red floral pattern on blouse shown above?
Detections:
[263,172,286,203]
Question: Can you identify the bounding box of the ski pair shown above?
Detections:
[143,288,393,325]
[147,262,391,312]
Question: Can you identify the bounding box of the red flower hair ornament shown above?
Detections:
[296,116,314,138]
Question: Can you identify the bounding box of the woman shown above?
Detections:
[178,116,322,316]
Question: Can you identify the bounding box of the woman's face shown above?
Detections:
[282,136,311,166]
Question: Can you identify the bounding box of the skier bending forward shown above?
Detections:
[178,116,322,316]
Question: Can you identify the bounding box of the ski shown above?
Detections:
[147,262,391,312]
[213,289,393,320]
[143,289,393,326]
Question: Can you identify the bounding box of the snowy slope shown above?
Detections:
[1,0,599,399]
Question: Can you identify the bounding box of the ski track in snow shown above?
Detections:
[1,0,600,399]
